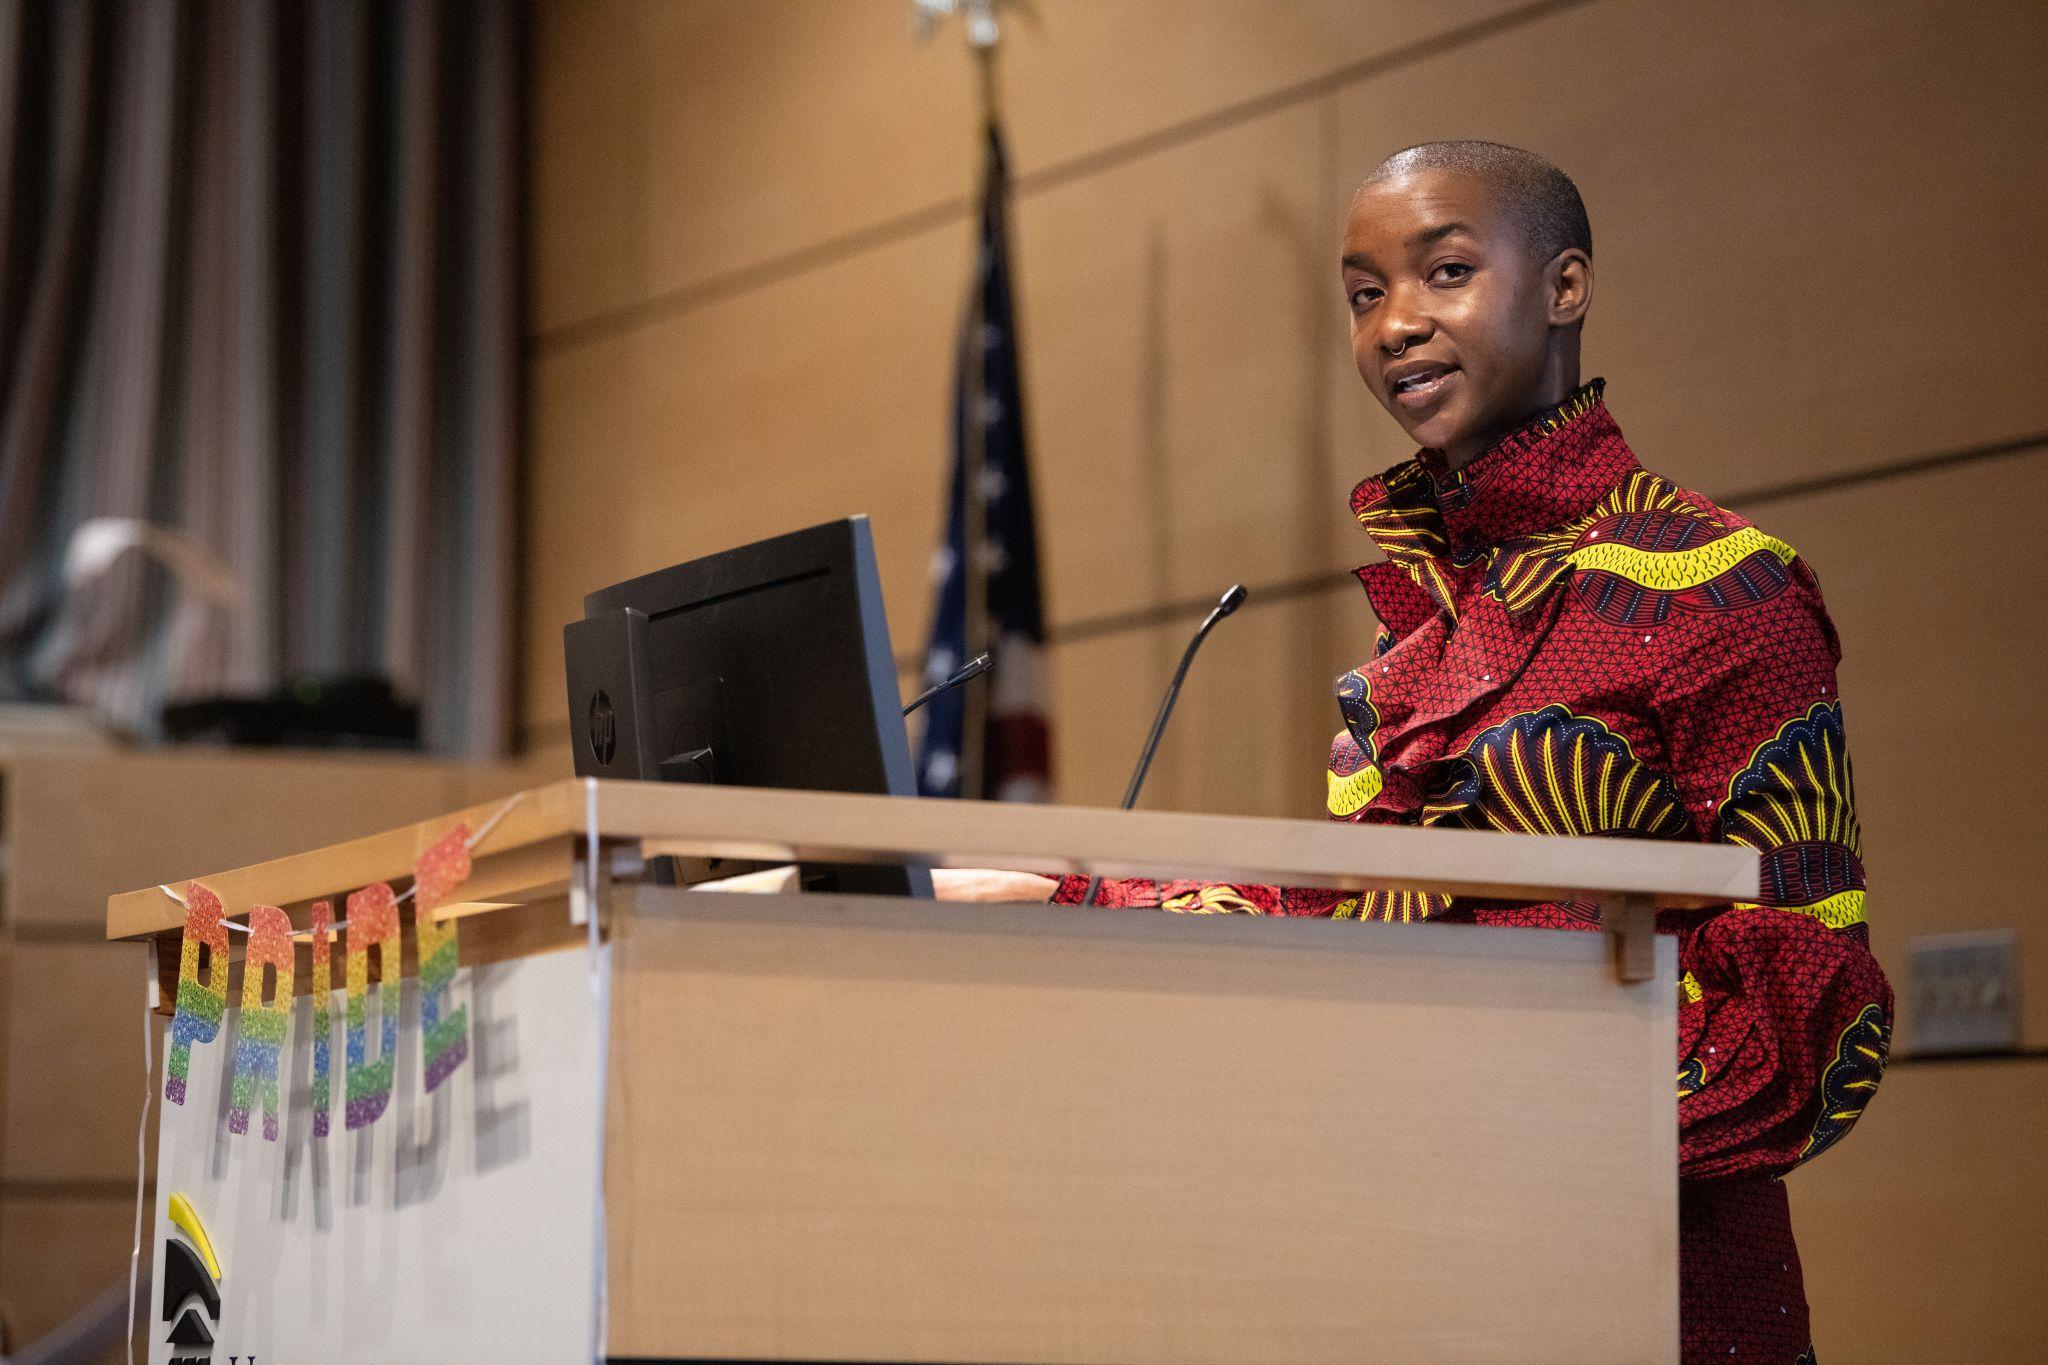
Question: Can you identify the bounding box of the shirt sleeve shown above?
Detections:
[1048,875,1352,915]
[1653,571,1893,1181]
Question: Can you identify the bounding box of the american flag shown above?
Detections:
[915,122,1050,801]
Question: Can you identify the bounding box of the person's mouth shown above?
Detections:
[1385,359,1458,411]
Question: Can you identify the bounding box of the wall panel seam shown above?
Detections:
[514,433,2046,749]
[527,0,1602,358]
[1032,430,2048,647]
[0,1178,150,1200]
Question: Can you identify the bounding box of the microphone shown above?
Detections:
[1080,583,1248,907]
[903,650,993,717]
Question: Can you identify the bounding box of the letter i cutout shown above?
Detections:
[228,905,295,1139]
[166,884,229,1105]
[345,883,401,1131]
[308,901,334,1137]
[412,824,472,1091]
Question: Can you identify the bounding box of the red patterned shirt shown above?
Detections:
[1054,381,1890,1364]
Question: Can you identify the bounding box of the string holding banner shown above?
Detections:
[157,788,527,933]
[155,789,526,1136]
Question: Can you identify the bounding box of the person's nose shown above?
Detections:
[1375,283,1433,357]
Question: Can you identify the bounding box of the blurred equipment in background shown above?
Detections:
[57,517,245,734]
[161,675,419,749]
[0,0,521,756]
[914,4,1052,802]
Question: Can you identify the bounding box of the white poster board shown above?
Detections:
[146,947,605,1364]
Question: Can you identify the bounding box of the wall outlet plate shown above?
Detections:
[1907,928,2019,1054]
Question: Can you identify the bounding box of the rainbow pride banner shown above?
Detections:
[163,825,474,1139]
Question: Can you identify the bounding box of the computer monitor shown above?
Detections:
[563,516,932,898]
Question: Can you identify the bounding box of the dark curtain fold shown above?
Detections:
[0,0,520,756]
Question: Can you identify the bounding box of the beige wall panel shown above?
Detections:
[1016,104,1350,624]
[1050,593,1370,821]
[0,1195,131,1357]
[463,745,576,802]
[1045,628,1160,811]
[1749,450,2048,1050]
[0,749,470,930]
[2,945,152,1184]
[527,101,1359,737]
[530,0,660,335]
[1792,1058,2046,1363]
[523,222,969,733]
[531,0,1524,335]
[1326,0,2048,507]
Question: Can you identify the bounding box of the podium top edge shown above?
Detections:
[105,777,1758,941]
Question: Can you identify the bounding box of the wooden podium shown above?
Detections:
[108,779,1756,1364]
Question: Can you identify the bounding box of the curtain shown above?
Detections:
[0,0,520,757]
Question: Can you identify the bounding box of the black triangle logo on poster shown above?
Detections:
[162,1217,232,1363]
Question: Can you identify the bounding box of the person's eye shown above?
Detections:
[1348,284,1383,310]
[1430,261,1475,285]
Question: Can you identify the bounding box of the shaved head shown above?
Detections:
[1341,139,1597,467]
[1361,140,1591,263]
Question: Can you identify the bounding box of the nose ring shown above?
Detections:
[1389,339,1407,357]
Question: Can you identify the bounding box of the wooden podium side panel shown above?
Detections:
[603,891,1678,1365]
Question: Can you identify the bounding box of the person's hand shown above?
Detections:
[691,864,800,894]
[931,869,1060,903]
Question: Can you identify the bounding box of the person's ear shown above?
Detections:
[1547,249,1592,327]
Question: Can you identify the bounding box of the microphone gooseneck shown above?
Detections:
[903,650,994,717]
[1079,584,1248,908]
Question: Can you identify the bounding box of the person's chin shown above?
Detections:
[1406,406,1469,453]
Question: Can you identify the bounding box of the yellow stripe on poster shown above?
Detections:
[169,1191,222,1281]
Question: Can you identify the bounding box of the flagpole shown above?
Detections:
[914,0,1027,801]
[960,223,992,800]
[974,35,999,131]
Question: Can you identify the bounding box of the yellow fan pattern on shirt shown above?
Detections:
[1719,701,1866,928]
[1801,1002,1888,1158]
[1434,705,1689,841]
[1331,890,1448,923]
[1160,885,1267,915]
[1482,474,1687,613]
[1351,461,1460,618]
[1488,468,1688,613]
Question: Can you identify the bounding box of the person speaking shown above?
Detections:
[941,140,1891,1365]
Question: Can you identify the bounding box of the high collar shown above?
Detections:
[1351,379,1639,565]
